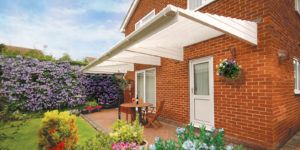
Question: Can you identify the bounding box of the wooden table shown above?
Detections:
[120,102,153,125]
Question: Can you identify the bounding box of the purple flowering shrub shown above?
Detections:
[0,56,86,111]
[82,74,123,108]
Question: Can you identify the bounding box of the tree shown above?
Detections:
[58,53,72,62]
[0,44,6,54]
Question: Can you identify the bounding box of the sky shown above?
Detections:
[0,0,132,60]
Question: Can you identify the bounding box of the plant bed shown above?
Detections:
[81,105,103,114]
[0,113,97,150]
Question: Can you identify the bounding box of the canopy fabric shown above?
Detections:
[83,5,257,74]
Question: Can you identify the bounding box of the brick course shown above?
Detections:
[123,0,300,149]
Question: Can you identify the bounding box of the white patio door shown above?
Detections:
[135,68,156,105]
[189,56,214,129]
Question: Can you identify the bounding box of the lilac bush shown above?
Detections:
[0,55,86,111]
[82,74,123,108]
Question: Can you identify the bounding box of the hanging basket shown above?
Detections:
[217,59,241,79]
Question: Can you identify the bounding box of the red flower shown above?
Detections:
[85,106,94,111]
[95,105,102,109]
[51,141,65,150]
[48,128,56,134]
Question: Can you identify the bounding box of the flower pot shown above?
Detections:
[138,140,148,150]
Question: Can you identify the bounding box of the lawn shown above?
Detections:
[0,116,97,150]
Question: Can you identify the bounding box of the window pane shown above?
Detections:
[194,62,209,95]
[189,0,203,10]
[294,60,297,90]
[298,61,300,90]
[146,70,156,105]
[137,72,144,99]
[298,0,300,11]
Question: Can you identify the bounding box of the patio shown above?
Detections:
[82,108,178,144]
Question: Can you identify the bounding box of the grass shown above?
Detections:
[0,116,97,150]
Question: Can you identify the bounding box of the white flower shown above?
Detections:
[210,127,216,132]
[154,137,160,143]
[219,128,224,132]
[210,145,216,150]
[149,144,156,150]
[199,143,208,150]
[176,127,186,135]
[182,140,195,150]
[226,144,234,150]
[205,132,211,137]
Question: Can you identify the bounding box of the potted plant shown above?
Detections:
[110,117,147,150]
[217,59,241,79]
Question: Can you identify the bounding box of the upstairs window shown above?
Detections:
[296,0,300,14]
[135,10,155,30]
[188,0,215,11]
[294,58,300,94]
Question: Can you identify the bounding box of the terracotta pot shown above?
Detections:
[138,140,148,150]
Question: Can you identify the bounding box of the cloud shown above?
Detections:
[0,0,132,60]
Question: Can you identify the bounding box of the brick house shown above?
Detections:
[83,0,300,149]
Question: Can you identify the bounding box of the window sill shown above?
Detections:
[294,89,300,95]
[191,0,217,12]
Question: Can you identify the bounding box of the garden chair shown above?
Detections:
[145,100,165,128]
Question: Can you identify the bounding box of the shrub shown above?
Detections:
[84,101,98,107]
[0,56,86,111]
[110,119,144,145]
[76,131,113,150]
[150,124,243,150]
[82,74,123,108]
[38,110,78,150]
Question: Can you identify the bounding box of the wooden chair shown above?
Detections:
[145,100,165,128]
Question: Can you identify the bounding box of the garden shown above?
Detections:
[0,44,242,150]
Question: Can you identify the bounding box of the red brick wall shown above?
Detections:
[124,0,186,36]
[269,0,300,148]
[123,0,300,149]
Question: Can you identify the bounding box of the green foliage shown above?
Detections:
[38,110,78,149]
[113,76,128,91]
[110,118,144,144]
[152,124,243,150]
[0,45,55,62]
[69,59,89,66]
[0,116,96,150]
[85,100,98,107]
[0,44,88,66]
[77,131,113,150]
[58,53,72,62]
[217,59,241,79]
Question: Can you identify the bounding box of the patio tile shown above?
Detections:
[280,132,300,150]
[83,108,177,144]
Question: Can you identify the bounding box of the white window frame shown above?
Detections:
[135,9,155,30]
[135,68,156,105]
[296,0,300,14]
[187,0,216,11]
[294,58,300,94]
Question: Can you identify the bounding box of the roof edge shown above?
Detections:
[119,0,140,33]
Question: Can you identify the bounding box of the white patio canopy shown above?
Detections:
[82,5,257,74]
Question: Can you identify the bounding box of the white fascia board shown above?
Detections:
[120,0,140,33]
[175,6,258,45]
